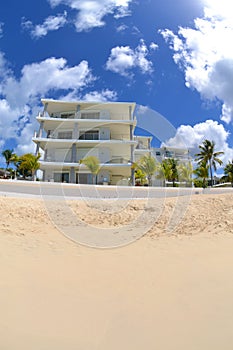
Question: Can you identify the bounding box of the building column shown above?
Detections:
[148,137,151,150]
[129,122,135,185]
[70,143,77,184]
[70,167,75,184]
[130,124,133,141]
[71,143,77,163]
[38,120,44,138]
[75,104,81,119]
[129,105,133,120]
[73,122,79,140]
[131,144,135,186]
[35,142,40,156]
[42,102,48,117]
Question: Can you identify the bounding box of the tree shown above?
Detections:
[195,139,224,186]
[224,160,233,187]
[80,156,100,184]
[1,149,16,174]
[18,153,40,180]
[178,162,193,187]
[133,154,157,186]
[193,161,209,188]
[167,158,178,187]
[134,168,146,186]
[158,158,178,187]
[157,159,171,186]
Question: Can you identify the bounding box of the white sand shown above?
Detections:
[1,193,233,349]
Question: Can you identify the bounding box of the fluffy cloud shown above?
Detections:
[0,53,95,154]
[59,88,118,102]
[160,0,233,123]
[106,39,154,77]
[116,24,128,33]
[22,12,67,38]
[82,89,118,102]
[3,58,94,108]
[164,119,233,165]
[48,0,133,32]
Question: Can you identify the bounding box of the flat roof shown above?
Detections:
[41,99,136,115]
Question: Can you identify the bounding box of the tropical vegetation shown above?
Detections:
[193,161,209,188]
[133,154,157,186]
[1,149,17,174]
[0,138,229,187]
[18,153,41,180]
[224,160,233,187]
[1,148,40,180]
[195,139,224,187]
[80,156,100,184]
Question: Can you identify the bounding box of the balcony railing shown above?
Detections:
[43,156,131,164]
[34,131,132,141]
[106,157,131,164]
[38,110,135,121]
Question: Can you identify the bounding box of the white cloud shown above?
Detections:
[3,58,94,108]
[150,42,158,51]
[22,12,67,38]
[82,89,118,102]
[160,0,233,123]
[48,0,133,32]
[106,39,154,77]
[116,24,128,32]
[0,52,95,154]
[0,53,120,156]
[164,119,233,165]
[59,88,118,102]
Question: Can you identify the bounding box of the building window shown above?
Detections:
[79,130,99,140]
[54,172,69,183]
[81,112,100,119]
[60,113,75,119]
[58,131,73,139]
[76,173,92,184]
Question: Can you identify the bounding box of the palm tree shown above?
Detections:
[224,160,233,187]
[18,153,40,180]
[133,154,157,186]
[178,162,193,187]
[157,159,171,186]
[195,139,224,186]
[193,161,209,188]
[2,149,15,172]
[134,168,146,186]
[80,156,100,184]
[167,158,178,187]
[157,158,178,187]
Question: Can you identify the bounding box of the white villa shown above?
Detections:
[32,99,191,185]
[33,99,136,185]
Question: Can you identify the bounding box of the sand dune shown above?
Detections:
[1,192,233,349]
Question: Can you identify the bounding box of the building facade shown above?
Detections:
[33,99,136,185]
[33,99,192,185]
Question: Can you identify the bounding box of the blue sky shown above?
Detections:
[0,0,233,168]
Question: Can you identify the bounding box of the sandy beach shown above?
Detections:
[1,191,233,349]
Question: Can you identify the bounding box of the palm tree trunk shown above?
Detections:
[209,160,213,186]
[148,175,151,186]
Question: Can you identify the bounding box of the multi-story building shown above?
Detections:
[133,137,192,186]
[152,147,191,163]
[134,135,152,162]
[33,99,192,185]
[32,99,136,185]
